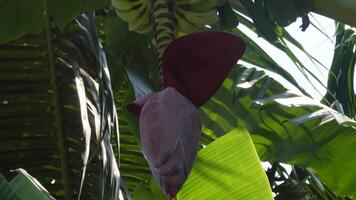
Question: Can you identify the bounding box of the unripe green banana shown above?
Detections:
[128,8,152,33]
[115,1,146,22]
[113,0,220,34]
[175,0,218,33]
[176,7,219,26]
[112,0,142,12]
[174,10,202,33]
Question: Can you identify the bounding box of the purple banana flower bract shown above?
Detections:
[162,31,246,107]
[127,31,246,198]
[129,87,201,197]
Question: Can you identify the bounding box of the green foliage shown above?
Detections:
[47,0,109,29]
[178,128,273,200]
[201,66,356,198]
[266,0,298,26]
[0,13,121,199]
[230,8,326,97]
[323,24,356,118]
[268,164,353,199]
[239,0,312,30]
[104,10,158,194]
[0,0,109,43]
[218,3,239,31]
[132,182,156,200]
[0,176,21,200]
[0,169,55,200]
[239,0,279,41]
[132,179,166,200]
[115,82,152,191]
[105,10,158,88]
[0,0,44,43]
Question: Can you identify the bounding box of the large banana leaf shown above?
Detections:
[0,0,109,42]
[201,65,356,198]
[178,128,273,200]
[0,12,122,199]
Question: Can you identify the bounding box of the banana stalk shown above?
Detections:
[151,0,176,88]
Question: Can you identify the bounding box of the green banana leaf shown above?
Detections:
[322,24,356,118]
[239,0,311,29]
[0,0,109,43]
[131,179,166,200]
[178,128,273,200]
[9,169,55,200]
[0,13,121,199]
[132,182,156,200]
[0,176,21,200]
[201,65,356,198]
[0,169,54,200]
[104,9,157,193]
[115,81,152,191]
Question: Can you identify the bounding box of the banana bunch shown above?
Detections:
[112,0,219,34]
[174,0,219,33]
[112,0,152,33]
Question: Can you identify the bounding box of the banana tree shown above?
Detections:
[108,0,356,199]
[0,0,355,199]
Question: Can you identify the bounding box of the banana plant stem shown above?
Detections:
[151,0,176,88]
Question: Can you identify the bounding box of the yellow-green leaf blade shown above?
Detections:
[178,128,273,200]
